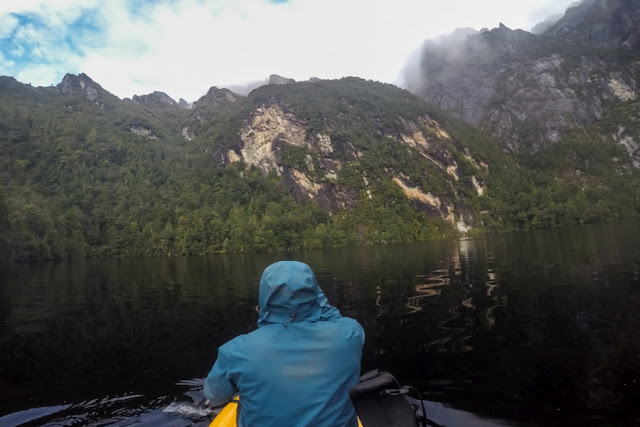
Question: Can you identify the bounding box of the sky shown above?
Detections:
[0,0,579,102]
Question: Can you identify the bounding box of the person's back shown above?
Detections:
[204,261,365,427]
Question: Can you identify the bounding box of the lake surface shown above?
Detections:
[1,221,639,426]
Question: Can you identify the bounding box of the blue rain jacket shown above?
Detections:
[204,261,365,427]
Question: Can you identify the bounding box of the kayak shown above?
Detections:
[208,370,413,427]
[209,396,364,427]
[209,396,239,427]
[207,369,508,427]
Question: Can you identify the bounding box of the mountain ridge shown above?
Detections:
[403,1,640,163]
[545,0,640,50]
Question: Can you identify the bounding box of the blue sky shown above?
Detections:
[0,0,578,101]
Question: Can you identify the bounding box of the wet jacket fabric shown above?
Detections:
[204,261,365,427]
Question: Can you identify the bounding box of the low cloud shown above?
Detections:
[1,0,583,101]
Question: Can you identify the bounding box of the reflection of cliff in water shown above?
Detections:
[403,237,507,354]
[405,269,449,313]
[352,224,640,424]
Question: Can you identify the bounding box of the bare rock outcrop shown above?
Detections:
[404,21,640,156]
[214,100,487,230]
[57,73,106,103]
[545,0,640,51]
[132,91,178,107]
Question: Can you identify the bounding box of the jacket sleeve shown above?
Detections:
[203,344,238,406]
[317,285,343,321]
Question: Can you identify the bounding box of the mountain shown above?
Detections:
[227,74,296,96]
[56,73,122,111]
[178,98,192,109]
[0,75,493,259]
[268,74,296,85]
[545,0,640,50]
[404,1,640,164]
[397,0,640,248]
[2,8,640,262]
[0,73,548,261]
[132,91,180,108]
[199,78,499,225]
[530,13,565,35]
[404,21,640,155]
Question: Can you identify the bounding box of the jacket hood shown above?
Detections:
[257,261,322,327]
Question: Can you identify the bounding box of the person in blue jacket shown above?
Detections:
[204,261,365,427]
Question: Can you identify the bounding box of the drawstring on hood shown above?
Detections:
[283,312,296,329]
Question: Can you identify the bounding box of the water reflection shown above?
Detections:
[481,271,508,331]
[405,269,449,313]
[357,224,639,424]
[1,221,639,425]
[400,238,509,355]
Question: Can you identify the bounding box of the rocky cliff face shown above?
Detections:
[178,98,192,109]
[268,74,296,85]
[132,91,178,107]
[403,1,640,167]
[209,88,488,232]
[220,103,360,211]
[546,0,640,50]
[56,73,118,108]
[193,86,238,109]
[2,70,637,260]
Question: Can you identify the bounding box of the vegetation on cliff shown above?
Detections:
[0,76,638,261]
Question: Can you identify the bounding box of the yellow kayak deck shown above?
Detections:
[209,397,239,427]
[209,397,363,427]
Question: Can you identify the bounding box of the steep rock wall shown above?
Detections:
[216,102,488,232]
[405,22,640,165]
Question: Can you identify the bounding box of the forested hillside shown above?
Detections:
[1,74,639,261]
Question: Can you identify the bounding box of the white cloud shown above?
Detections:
[0,13,19,39]
[1,0,580,101]
[527,0,583,24]
[16,63,61,86]
[0,0,99,18]
[13,24,48,59]
[7,18,85,87]
[0,52,15,75]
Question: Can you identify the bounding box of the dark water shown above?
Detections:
[1,221,639,426]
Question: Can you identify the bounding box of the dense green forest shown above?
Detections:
[1,75,638,261]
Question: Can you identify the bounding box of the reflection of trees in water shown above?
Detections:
[405,269,449,313]
[479,271,508,332]
[361,224,640,423]
[0,256,261,413]
[402,238,508,354]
